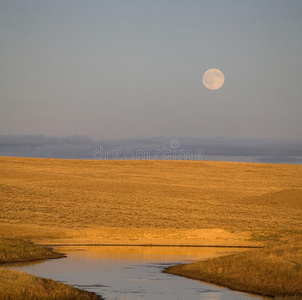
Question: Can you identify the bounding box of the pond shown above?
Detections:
[8,246,267,300]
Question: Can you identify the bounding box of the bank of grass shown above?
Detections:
[165,231,302,299]
[0,268,102,300]
[0,238,102,300]
[0,237,65,264]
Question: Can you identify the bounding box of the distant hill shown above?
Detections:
[1,157,301,230]
[0,135,302,164]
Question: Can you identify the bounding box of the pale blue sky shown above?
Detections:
[1,0,301,139]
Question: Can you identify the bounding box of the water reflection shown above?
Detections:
[8,246,267,300]
[53,245,244,260]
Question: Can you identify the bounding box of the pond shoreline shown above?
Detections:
[8,244,264,300]
[0,238,103,300]
[163,242,302,300]
[4,239,301,300]
[0,255,65,266]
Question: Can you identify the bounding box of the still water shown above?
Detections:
[8,246,267,300]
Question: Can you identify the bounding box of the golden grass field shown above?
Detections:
[0,156,302,299]
[0,157,301,245]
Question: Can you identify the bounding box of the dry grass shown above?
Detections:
[0,238,102,299]
[0,268,102,300]
[0,237,64,264]
[0,157,301,245]
[0,157,302,298]
[165,232,302,299]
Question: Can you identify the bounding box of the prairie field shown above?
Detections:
[0,156,302,299]
[0,156,301,245]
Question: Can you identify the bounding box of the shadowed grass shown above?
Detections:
[0,237,64,264]
[0,238,102,300]
[165,232,302,299]
[0,268,102,300]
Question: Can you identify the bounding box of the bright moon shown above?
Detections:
[202,68,225,90]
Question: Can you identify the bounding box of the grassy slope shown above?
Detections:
[0,237,64,264]
[0,268,102,300]
[0,157,301,245]
[165,233,302,299]
[0,238,102,300]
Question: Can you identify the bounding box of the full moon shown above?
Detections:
[202,68,225,90]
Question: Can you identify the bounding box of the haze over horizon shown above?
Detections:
[0,134,301,164]
[1,1,302,141]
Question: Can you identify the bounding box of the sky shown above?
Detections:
[1,0,302,140]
